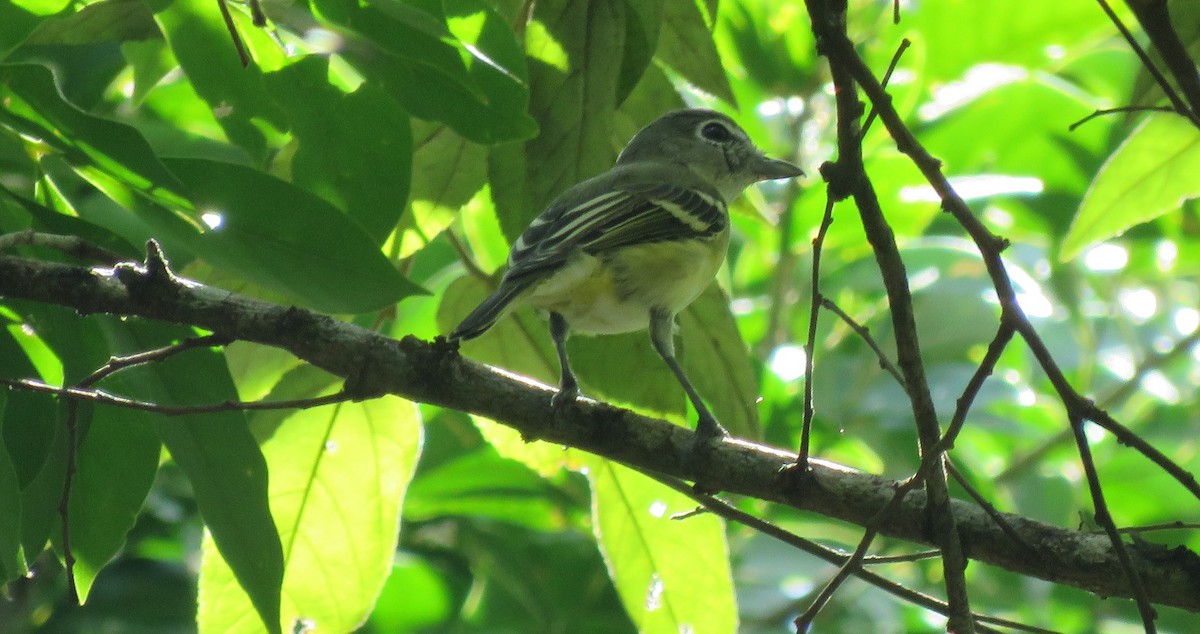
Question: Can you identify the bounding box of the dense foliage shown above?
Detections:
[0,0,1198,632]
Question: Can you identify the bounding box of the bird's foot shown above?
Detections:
[550,384,579,410]
[685,414,728,494]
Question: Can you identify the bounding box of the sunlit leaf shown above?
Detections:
[1062,113,1200,260]
[147,0,288,160]
[590,459,736,634]
[198,396,422,634]
[263,56,411,243]
[0,63,190,209]
[657,0,735,104]
[164,157,424,313]
[111,324,283,634]
[491,0,627,237]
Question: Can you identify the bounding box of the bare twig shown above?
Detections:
[1094,0,1194,123]
[0,229,124,264]
[5,378,354,415]
[1070,414,1158,631]
[1068,105,1177,131]
[646,472,1052,634]
[998,327,1200,484]
[819,297,906,388]
[217,0,252,68]
[1119,0,1200,124]
[798,196,836,467]
[803,2,975,629]
[862,39,911,136]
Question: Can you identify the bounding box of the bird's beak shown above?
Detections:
[752,155,804,181]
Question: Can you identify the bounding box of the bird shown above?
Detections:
[450,108,803,443]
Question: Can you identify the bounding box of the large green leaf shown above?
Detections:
[0,62,190,209]
[590,459,736,634]
[617,0,663,104]
[0,0,67,59]
[62,403,160,601]
[656,0,735,105]
[263,56,411,244]
[399,120,488,257]
[163,157,423,314]
[23,0,158,46]
[14,306,161,603]
[1062,113,1200,260]
[198,396,422,634]
[109,324,283,634]
[147,0,287,162]
[0,390,23,584]
[491,0,628,238]
[309,0,535,144]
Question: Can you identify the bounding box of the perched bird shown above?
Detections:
[451,109,803,442]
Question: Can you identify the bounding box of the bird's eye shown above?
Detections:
[700,121,733,143]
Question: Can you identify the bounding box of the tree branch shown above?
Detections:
[0,250,1197,611]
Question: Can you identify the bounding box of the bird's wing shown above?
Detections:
[503,181,727,285]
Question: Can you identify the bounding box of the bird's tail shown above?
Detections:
[450,280,532,341]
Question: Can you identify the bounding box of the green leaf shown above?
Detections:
[679,284,761,439]
[63,403,160,601]
[310,0,536,144]
[263,56,411,244]
[437,274,559,386]
[108,323,283,634]
[12,308,160,602]
[1061,114,1200,260]
[0,62,190,209]
[399,120,487,257]
[163,157,424,314]
[405,449,564,529]
[656,0,736,105]
[0,0,62,59]
[23,0,159,45]
[120,38,177,105]
[492,0,627,237]
[0,391,24,583]
[147,0,288,161]
[618,0,662,104]
[198,396,422,634]
[590,459,736,634]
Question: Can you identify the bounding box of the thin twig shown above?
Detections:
[998,327,1200,483]
[644,471,1052,634]
[446,229,494,283]
[946,459,1031,551]
[0,229,124,264]
[217,0,252,68]
[1093,0,1191,121]
[798,196,836,467]
[819,297,906,389]
[1068,105,1176,131]
[5,378,354,415]
[1070,415,1158,631]
[826,23,1189,628]
[804,3,975,628]
[862,39,911,136]
[1120,0,1200,125]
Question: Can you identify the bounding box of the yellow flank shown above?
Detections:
[523,230,730,335]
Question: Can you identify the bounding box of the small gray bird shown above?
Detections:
[452,109,803,442]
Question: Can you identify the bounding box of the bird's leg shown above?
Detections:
[549,312,580,407]
[649,308,728,442]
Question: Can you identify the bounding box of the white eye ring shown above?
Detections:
[699,121,734,143]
